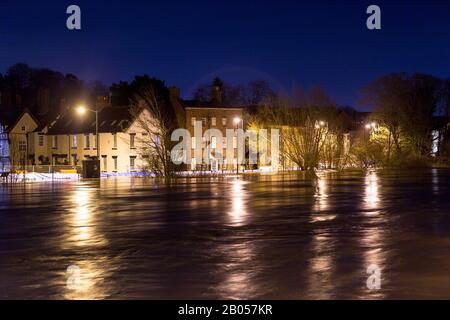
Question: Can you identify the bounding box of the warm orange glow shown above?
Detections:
[77,105,86,115]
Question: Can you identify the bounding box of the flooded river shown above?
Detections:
[1,169,450,299]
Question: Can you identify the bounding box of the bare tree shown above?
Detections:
[129,86,179,178]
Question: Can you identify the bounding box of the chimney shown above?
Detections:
[212,86,223,105]
[211,77,223,105]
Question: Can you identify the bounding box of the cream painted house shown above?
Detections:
[44,106,151,173]
[0,109,40,170]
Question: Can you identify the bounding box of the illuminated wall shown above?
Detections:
[0,124,10,170]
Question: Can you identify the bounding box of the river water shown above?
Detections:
[1,169,450,299]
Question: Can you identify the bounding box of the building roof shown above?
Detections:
[181,99,244,110]
[0,108,40,133]
[47,106,135,135]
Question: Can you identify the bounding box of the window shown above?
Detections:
[21,126,26,131]
[130,156,136,170]
[112,133,117,149]
[202,117,207,126]
[191,136,196,149]
[102,156,107,171]
[211,136,217,149]
[72,135,77,148]
[113,156,118,171]
[38,135,44,147]
[222,117,227,126]
[191,117,196,126]
[212,117,216,126]
[130,133,136,149]
[85,134,90,148]
[52,136,58,149]
[19,140,26,151]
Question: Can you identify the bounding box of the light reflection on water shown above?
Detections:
[1,169,450,299]
[227,178,249,227]
[63,185,109,299]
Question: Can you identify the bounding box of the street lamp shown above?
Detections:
[364,122,377,141]
[76,105,99,159]
[234,117,243,174]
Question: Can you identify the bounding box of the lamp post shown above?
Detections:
[76,105,99,159]
[234,116,243,175]
[364,122,377,141]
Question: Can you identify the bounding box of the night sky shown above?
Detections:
[1,0,449,110]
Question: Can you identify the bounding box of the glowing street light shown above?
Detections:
[76,105,87,115]
[233,117,241,125]
[76,104,99,159]
[365,124,372,129]
[315,120,326,129]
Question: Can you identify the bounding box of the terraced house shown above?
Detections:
[44,106,150,173]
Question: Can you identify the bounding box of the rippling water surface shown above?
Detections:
[1,169,450,299]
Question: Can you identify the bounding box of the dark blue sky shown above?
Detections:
[1,0,449,110]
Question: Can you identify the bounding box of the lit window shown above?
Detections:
[211,136,217,149]
[202,118,207,126]
[72,135,77,148]
[112,133,117,148]
[102,156,107,171]
[130,133,136,148]
[38,135,44,147]
[85,134,90,148]
[19,140,26,151]
[191,117,196,126]
[222,117,227,126]
[52,136,58,149]
[130,156,136,170]
[212,117,216,126]
[113,156,118,171]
